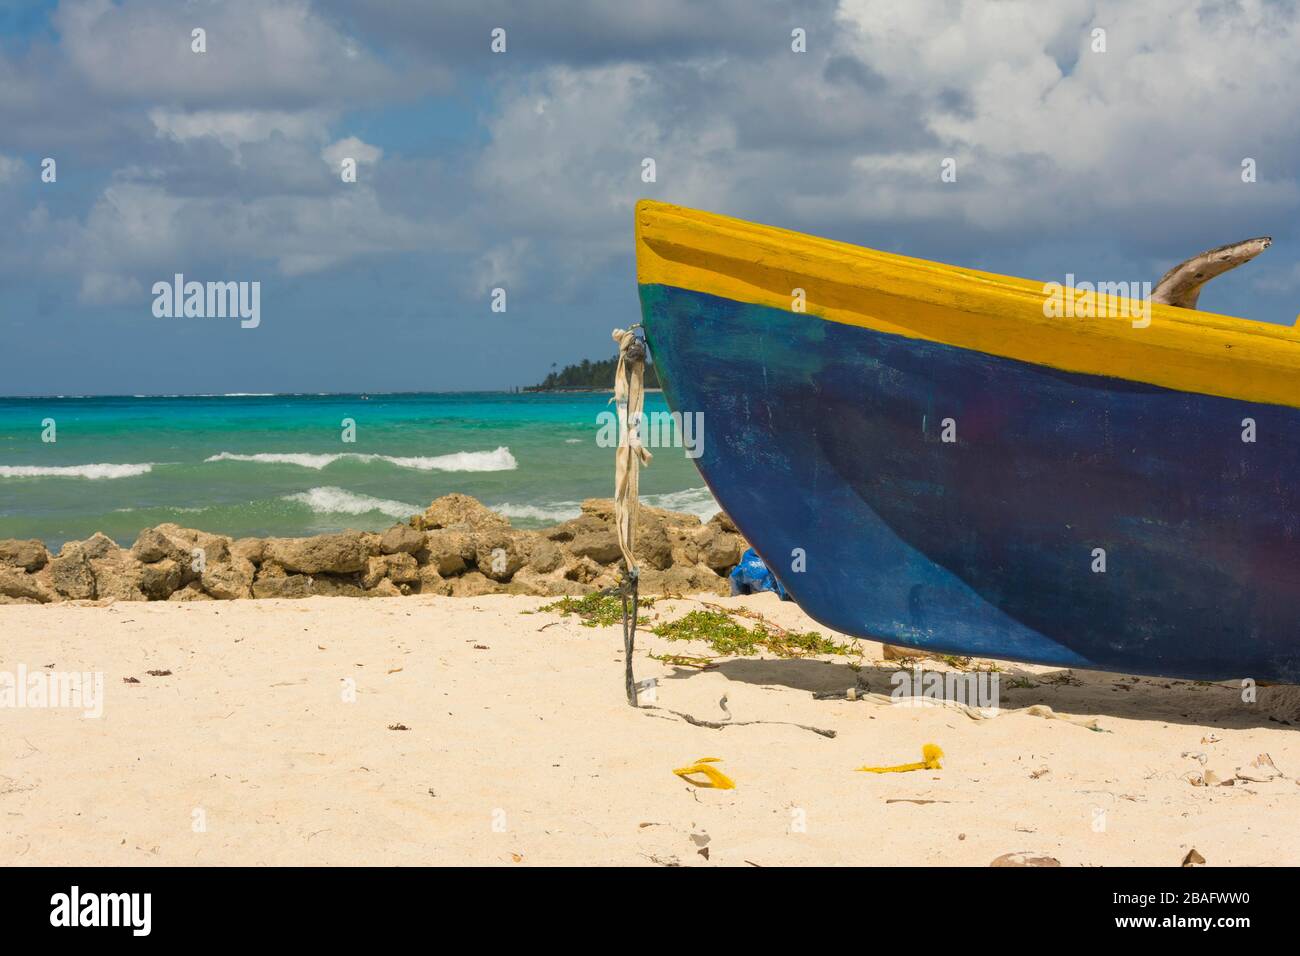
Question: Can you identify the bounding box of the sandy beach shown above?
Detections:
[3,592,1298,867]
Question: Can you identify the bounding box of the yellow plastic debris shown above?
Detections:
[672,757,735,789]
[856,743,944,774]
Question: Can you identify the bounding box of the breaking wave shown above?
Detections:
[495,486,721,526]
[0,463,155,480]
[494,500,583,523]
[205,447,518,472]
[642,486,721,520]
[284,486,418,518]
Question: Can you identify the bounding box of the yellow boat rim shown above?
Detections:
[635,200,1300,409]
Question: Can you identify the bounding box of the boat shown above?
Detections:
[635,200,1300,682]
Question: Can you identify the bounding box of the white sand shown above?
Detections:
[2,593,1298,866]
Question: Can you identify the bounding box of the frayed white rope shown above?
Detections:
[611,326,652,706]
[611,326,652,574]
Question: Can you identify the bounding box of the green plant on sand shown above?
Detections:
[650,609,854,658]
[534,593,854,661]
[535,592,655,628]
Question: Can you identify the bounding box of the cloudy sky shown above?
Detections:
[1,0,1297,395]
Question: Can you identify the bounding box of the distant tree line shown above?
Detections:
[527,356,660,390]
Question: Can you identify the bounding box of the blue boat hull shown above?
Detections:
[640,283,1300,682]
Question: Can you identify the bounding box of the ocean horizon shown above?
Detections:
[0,391,716,549]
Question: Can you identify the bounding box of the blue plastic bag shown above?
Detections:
[729,547,789,599]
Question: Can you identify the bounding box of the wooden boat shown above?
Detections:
[635,200,1300,682]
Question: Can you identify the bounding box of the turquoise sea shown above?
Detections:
[0,393,716,549]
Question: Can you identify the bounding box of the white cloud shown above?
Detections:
[458,0,1300,303]
[3,0,1298,324]
[0,154,24,184]
[55,0,405,106]
[0,0,439,298]
[321,136,383,169]
[151,108,333,150]
[79,271,144,306]
[834,0,1300,232]
[17,173,448,302]
[473,64,738,275]
[472,238,532,294]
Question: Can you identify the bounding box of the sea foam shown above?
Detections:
[494,500,584,523]
[284,487,417,518]
[495,486,721,525]
[0,463,154,480]
[205,447,518,472]
[642,486,722,520]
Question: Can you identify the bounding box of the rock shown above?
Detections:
[0,538,49,571]
[542,519,579,544]
[256,560,288,579]
[646,563,729,596]
[633,520,674,571]
[449,571,504,597]
[89,556,146,602]
[506,567,587,597]
[201,558,255,600]
[525,538,565,574]
[0,567,55,603]
[168,581,213,601]
[416,566,453,596]
[154,525,231,574]
[367,578,402,598]
[126,526,209,584]
[80,532,121,560]
[265,532,367,575]
[669,528,701,567]
[363,553,419,588]
[419,530,474,576]
[230,537,266,565]
[562,554,606,585]
[579,498,702,529]
[252,572,312,599]
[692,564,729,595]
[709,511,739,535]
[385,553,420,584]
[676,564,728,595]
[555,499,693,570]
[412,493,509,533]
[361,557,385,590]
[309,575,368,598]
[379,523,425,555]
[49,546,96,600]
[576,499,616,523]
[139,559,184,600]
[10,493,747,605]
[473,530,527,582]
[694,523,745,574]
[558,516,622,564]
[131,527,188,565]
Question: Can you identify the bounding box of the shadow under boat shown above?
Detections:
[657,655,1298,731]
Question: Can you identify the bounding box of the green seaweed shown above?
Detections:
[650,609,853,658]
[536,592,655,628]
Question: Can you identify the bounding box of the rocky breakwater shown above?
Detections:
[0,494,749,605]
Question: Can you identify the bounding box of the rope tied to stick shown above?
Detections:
[605,327,838,737]
[611,325,651,706]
